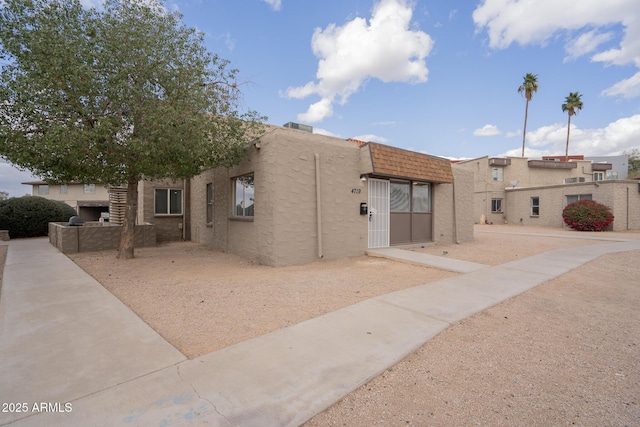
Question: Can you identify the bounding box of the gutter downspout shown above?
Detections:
[315,153,324,258]
[627,186,630,230]
[452,178,459,244]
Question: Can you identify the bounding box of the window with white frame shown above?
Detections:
[491,167,504,182]
[566,194,592,205]
[491,198,503,213]
[83,184,96,194]
[38,185,49,195]
[530,197,540,217]
[155,188,183,215]
[206,183,213,224]
[233,174,254,217]
[593,172,604,181]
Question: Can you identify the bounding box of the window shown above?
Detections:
[38,185,49,195]
[60,184,68,194]
[412,182,431,213]
[390,181,410,212]
[566,194,592,205]
[492,167,504,182]
[593,172,604,181]
[391,181,431,213]
[491,198,503,213]
[155,188,183,215]
[530,197,540,217]
[206,183,213,224]
[233,174,254,217]
[84,184,96,194]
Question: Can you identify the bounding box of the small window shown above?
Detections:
[206,183,213,224]
[233,174,254,217]
[60,184,68,194]
[566,194,592,205]
[492,168,504,182]
[593,172,604,181]
[38,185,49,195]
[531,197,540,217]
[491,198,503,213]
[155,188,183,215]
[84,184,96,194]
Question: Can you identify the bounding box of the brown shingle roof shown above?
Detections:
[366,143,454,183]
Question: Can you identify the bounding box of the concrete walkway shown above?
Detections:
[1,234,639,427]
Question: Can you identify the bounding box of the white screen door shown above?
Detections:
[368,178,389,248]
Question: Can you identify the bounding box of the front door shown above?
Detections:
[368,178,389,248]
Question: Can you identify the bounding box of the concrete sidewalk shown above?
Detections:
[1,235,639,427]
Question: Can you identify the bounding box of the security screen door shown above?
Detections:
[368,178,389,248]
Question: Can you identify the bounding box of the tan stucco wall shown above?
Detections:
[503,180,640,230]
[191,128,369,267]
[431,167,474,244]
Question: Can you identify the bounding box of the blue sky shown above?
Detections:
[2,0,640,197]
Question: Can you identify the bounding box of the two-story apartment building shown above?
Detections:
[453,156,640,231]
[22,181,109,221]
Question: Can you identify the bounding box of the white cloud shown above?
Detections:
[511,114,640,156]
[473,124,501,136]
[285,0,434,122]
[312,127,341,138]
[351,134,390,144]
[564,29,614,62]
[506,129,521,138]
[601,71,640,98]
[372,120,397,126]
[261,0,281,11]
[473,0,640,97]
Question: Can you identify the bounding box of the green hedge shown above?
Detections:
[562,199,614,231]
[0,196,78,238]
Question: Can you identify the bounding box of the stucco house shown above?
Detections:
[181,125,474,267]
[22,180,109,221]
[453,156,640,231]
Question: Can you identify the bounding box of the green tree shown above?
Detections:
[0,0,265,258]
[518,73,538,157]
[623,148,640,177]
[561,92,583,161]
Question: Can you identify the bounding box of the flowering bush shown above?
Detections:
[562,199,614,231]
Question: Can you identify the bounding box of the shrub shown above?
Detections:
[562,199,614,231]
[0,196,78,238]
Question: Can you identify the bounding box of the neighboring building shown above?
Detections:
[188,125,474,267]
[453,156,640,231]
[22,181,109,221]
[542,154,628,180]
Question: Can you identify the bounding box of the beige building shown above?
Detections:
[22,181,109,221]
[188,125,474,267]
[453,156,640,231]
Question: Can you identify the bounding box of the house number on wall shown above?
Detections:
[351,188,361,194]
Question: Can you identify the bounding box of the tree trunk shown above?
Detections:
[522,99,529,157]
[117,175,139,259]
[565,114,572,162]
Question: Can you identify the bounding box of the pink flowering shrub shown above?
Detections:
[562,200,614,231]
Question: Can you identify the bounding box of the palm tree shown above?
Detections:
[518,73,538,157]
[561,92,583,161]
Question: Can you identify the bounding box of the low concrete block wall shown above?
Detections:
[49,222,156,254]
